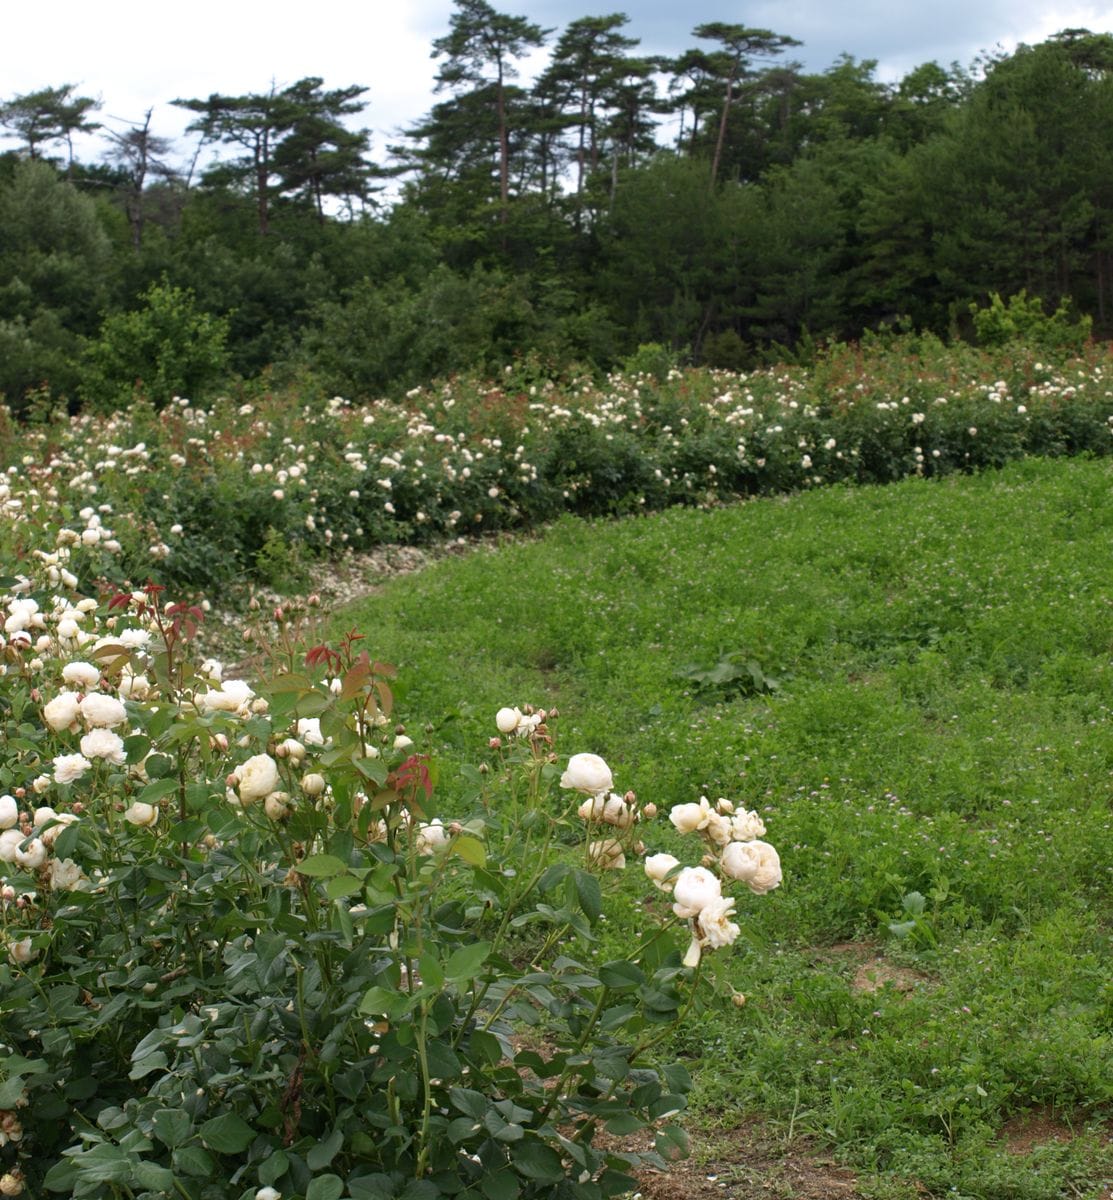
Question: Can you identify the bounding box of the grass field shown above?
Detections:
[338,456,1113,1199]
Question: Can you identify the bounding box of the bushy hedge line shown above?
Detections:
[3,335,1112,594]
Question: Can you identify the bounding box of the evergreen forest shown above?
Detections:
[3,4,1112,412]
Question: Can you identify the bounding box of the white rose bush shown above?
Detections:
[0,531,787,1200]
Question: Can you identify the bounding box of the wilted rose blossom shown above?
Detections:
[720,840,782,894]
[61,661,100,689]
[50,857,86,890]
[7,937,36,966]
[671,865,722,918]
[238,754,280,804]
[79,693,127,729]
[587,838,626,870]
[643,852,680,890]
[696,895,740,949]
[80,728,127,765]
[560,753,614,796]
[43,691,81,732]
[123,802,158,827]
[0,796,16,830]
[53,753,91,785]
[729,809,766,842]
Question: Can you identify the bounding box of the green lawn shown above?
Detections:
[339,456,1113,1199]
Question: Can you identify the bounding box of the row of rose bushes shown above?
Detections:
[0,511,781,1199]
[3,335,1112,593]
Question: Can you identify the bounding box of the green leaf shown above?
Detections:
[41,1160,78,1192]
[511,1140,565,1184]
[258,1150,289,1186]
[418,950,445,991]
[306,1174,344,1200]
[359,985,414,1022]
[604,1112,645,1135]
[296,854,348,878]
[173,1146,215,1177]
[445,940,491,982]
[134,1161,178,1191]
[307,1129,344,1170]
[448,1086,488,1119]
[199,1112,257,1154]
[479,1170,519,1200]
[144,753,175,779]
[599,960,645,991]
[452,834,486,867]
[129,1050,168,1080]
[573,870,602,922]
[398,1182,440,1200]
[152,1108,191,1148]
[326,874,363,900]
[137,777,179,805]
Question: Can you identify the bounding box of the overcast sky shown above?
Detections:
[3,0,1111,169]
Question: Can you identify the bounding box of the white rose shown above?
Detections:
[79,693,127,729]
[696,895,740,949]
[32,806,58,828]
[14,837,46,869]
[643,852,680,890]
[0,795,17,830]
[560,753,614,796]
[671,865,722,918]
[276,738,306,763]
[256,1187,281,1200]
[587,838,626,870]
[393,734,414,751]
[61,661,101,688]
[39,813,78,848]
[720,840,782,895]
[729,809,766,842]
[301,773,326,796]
[495,706,522,734]
[416,819,449,854]
[703,812,732,846]
[50,857,86,890]
[198,680,255,714]
[0,829,24,863]
[296,717,326,746]
[123,802,158,828]
[80,728,127,765]
[118,671,151,701]
[264,794,290,820]
[577,795,607,822]
[238,754,280,804]
[602,794,636,828]
[53,753,91,785]
[668,798,714,835]
[43,691,81,732]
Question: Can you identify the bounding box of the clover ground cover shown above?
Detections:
[342,455,1113,1199]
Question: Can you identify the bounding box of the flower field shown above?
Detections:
[5,336,1113,596]
[1,339,1112,1199]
